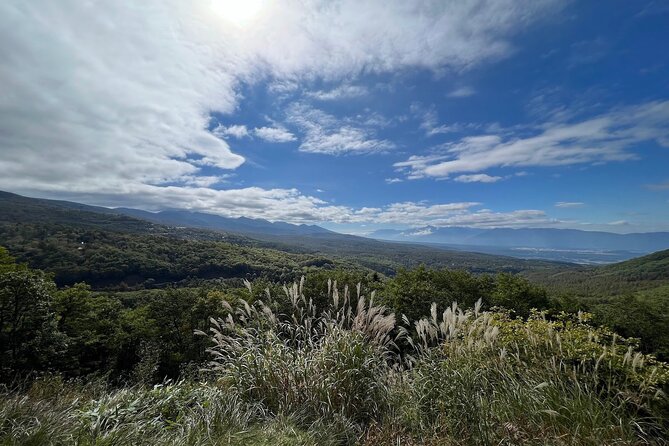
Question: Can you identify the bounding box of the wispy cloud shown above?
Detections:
[214,125,250,139]
[287,103,394,155]
[411,103,472,136]
[396,101,669,179]
[0,0,565,222]
[306,85,368,101]
[351,203,554,227]
[454,174,503,183]
[447,86,477,98]
[555,201,585,208]
[214,124,296,143]
[253,126,296,143]
[646,181,669,190]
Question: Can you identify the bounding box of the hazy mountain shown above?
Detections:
[115,207,332,237]
[371,226,669,253]
[0,190,331,238]
[0,190,571,284]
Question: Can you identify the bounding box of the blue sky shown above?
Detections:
[1,0,668,233]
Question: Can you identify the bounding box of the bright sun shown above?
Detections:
[210,0,264,26]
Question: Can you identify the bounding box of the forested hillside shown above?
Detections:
[0,191,570,288]
[0,223,360,288]
[528,249,669,295]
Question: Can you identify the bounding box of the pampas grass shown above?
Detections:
[2,278,668,445]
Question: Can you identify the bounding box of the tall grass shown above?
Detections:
[393,305,669,444]
[199,279,401,430]
[2,278,668,445]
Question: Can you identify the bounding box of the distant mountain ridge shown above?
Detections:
[0,190,332,237]
[371,226,669,253]
[5,188,669,267]
[114,207,332,237]
[1,189,584,290]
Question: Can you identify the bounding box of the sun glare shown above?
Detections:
[210,0,264,26]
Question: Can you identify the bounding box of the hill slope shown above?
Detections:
[527,248,669,295]
[0,191,573,287]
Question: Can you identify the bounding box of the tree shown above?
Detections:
[490,273,550,317]
[380,266,493,322]
[0,248,66,376]
[54,283,124,375]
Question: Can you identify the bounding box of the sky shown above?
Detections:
[0,0,668,234]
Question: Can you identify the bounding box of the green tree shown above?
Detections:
[380,266,494,322]
[0,248,66,376]
[490,273,550,317]
[54,283,124,375]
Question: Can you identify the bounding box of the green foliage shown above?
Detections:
[0,223,365,289]
[301,269,383,311]
[0,191,572,290]
[394,304,669,444]
[379,266,493,322]
[141,287,230,378]
[489,272,550,317]
[0,246,14,271]
[590,285,669,361]
[0,377,334,445]
[0,256,66,376]
[54,284,125,375]
[528,248,669,296]
[203,279,396,427]
[380,267,549,322]
[1,282,668,445]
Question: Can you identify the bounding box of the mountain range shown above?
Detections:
[115,207,332,237]
[371,226,669,253]
[0,190,331,237]
[3,189,669,264]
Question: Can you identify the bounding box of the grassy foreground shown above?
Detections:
[2,280,668,445]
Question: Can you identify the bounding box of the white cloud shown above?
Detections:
[454,174,503,183]
[412,104,471,136]
[344,202,554,227]
[385,178,403,184]
[646,181,669,190]
[179,175,231,187]
[253,126,296,143]
[7,179,554,228]
[300,127,394,155]
[214,124,296,142]
[428,209,553,228]
[397,101,669,179]
[307,85,368,101]
[408,228,434,236]
[287,103,394,154]
[0,0,564,220]
[214,125,250,139]
[448,86,477,98]
[0,0,250,199]
[555,201,585,208]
